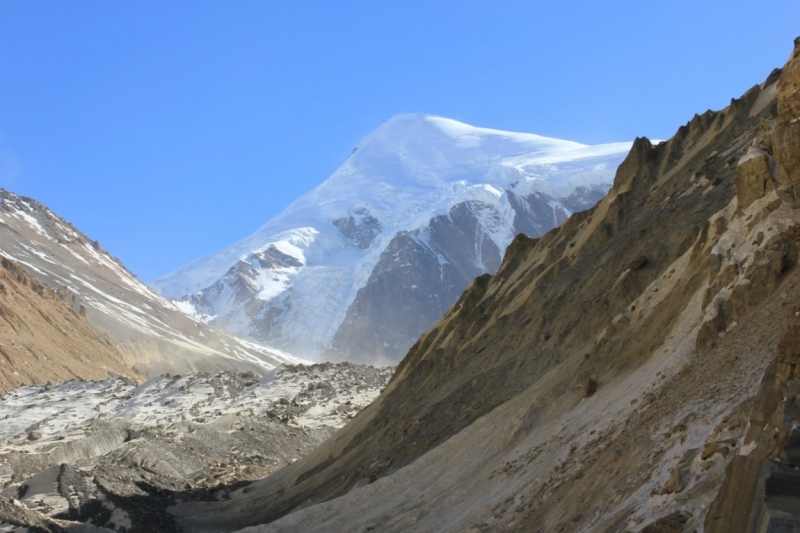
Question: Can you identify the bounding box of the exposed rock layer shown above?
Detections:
[704,305,800,530]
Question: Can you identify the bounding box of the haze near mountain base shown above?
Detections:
[154,114,632,364]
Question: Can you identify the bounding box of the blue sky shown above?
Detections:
[1,1,798,281]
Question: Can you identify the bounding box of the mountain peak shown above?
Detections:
[153,114,632,362]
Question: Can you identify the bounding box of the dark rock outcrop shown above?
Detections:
[332,206,384,249]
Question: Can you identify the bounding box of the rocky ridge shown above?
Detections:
[0,362,392,531]
[162,40,800,532]
[0,190,305,378]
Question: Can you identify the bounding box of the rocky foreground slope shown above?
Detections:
[0,363,391,531]
[161,40,800,532]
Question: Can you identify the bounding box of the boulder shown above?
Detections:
[582,378,598,398]
[653,467,685,495]
[623,255,649,271]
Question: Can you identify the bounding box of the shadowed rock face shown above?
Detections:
[329,200,505,364]
[253,246,303,269]
[166,39,800,533]
[328,188,608,364]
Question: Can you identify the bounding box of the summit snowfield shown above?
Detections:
[154,114,632,363]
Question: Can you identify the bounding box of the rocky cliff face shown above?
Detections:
[0,190,305,377]
[165,39,800,533]
[154,115,631,364]
[0,255,139,394]
[703,36,800,533]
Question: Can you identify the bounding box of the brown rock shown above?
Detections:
[701,443,717,460]
[701,443,730,460]
[0,256,140,394]
[642,511,691,533]
[772,37,800,205]
[704,301,800,532]
[735,148,776,213]
[582,377,598,397]
[623,255,649,271]
[658,467,685,495]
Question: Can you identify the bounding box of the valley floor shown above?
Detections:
[0,363,392,532]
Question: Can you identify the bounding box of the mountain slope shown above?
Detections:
[169,41,800,533]
[0,190,305,377]
[0,255,139,394]
[154,115,631,363]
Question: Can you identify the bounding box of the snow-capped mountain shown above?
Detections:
[0,190,306,377]
[154,114,632,363]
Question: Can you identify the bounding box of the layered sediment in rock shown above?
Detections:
[704,307,800,531]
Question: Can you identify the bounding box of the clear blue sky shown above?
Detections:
[1,1,798,282]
